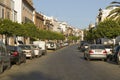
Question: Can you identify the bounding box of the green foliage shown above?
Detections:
[0,19,14,36]
[0,17,65,41]
[96,19,120,38]
[68,36,80,41]
[84,19,120,41]
[0,19,65,41]
[106,1,120,22]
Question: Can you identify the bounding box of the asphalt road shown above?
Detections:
[0,44,120,80]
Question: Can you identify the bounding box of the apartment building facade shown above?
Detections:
[13,0,35,44]
[0,0,17,21]
[33,11,44,29]
[13,0,34,23]
[0,0,17,45]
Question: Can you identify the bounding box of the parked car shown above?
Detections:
[0,41,11,74]
[18,44,35,59]
[80,43,89,52]
[33,41,47,55]
[31,44,42,57]
[104,45,113,58]
[78,41,88,50]
[7,45,26,65]
[63,42,69,46]
[56,43,62,49]
[84,44,107,61]
[46,41,57,50]
[109,45,120,64]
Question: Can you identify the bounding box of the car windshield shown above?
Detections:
[19,45,31,50]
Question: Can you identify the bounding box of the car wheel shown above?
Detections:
[0,63,4,74]
[103,59,107,62]
[7,61,11,70]
[23,58,26,63]
[30,57,32,60]
[87,57,90,61]
[16,59,21,65]
[117,57,120,65]
[84,56,87,60]
[86,55,91,61]
[84,53,87,60]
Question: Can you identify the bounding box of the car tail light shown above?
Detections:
[103,50,107,54]
[89,50,93,54]
[118,52,120,55]
[13,52,18,56]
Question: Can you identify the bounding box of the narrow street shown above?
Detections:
[0,45,120,80]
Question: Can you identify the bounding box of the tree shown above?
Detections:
[96,19,120,39]
[107,1,120,22]
[84,19,120,43]
[0,19,16,45]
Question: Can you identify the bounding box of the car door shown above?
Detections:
[2,43,10,66]
[18,47,24,62]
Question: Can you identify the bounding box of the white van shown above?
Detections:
[33,41,47,55]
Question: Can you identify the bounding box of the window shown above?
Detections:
[7,11,10,19]
[2,8,4,19]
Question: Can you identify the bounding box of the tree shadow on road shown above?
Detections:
[0,71,62,80]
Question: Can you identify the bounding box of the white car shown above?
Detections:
[31,45,42,57]
[33,41,47,55]
[104,45,113,55]
[46,42,57,50]
[18,45,35,59]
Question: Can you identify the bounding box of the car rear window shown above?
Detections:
[90,45,105,49]
[7,46,17,51]
[19,45,31,50]
[104,45,112,48]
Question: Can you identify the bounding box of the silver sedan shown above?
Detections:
[84,44,107,61]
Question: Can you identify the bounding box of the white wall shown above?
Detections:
[13,0,22,23]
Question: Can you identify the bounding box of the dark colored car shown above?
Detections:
[7,46,26,65]
[109,45,120,64]
[78,41,88,51]
[0,41,11,74]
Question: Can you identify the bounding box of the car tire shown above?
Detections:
[30,57,32,60]
[7,61,11,70]
[16,59,21,65]
[103,59,107,62]
[87,57,90,61]
[84,56,87,60]
[117,57,120,65]
[0,62,4,74]
[84,54,87,60]
[23,58,26,63]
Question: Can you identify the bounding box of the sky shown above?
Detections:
[33,0,115,29]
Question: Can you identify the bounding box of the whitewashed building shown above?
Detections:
[13,0,34,23]
[13,0,34,44]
